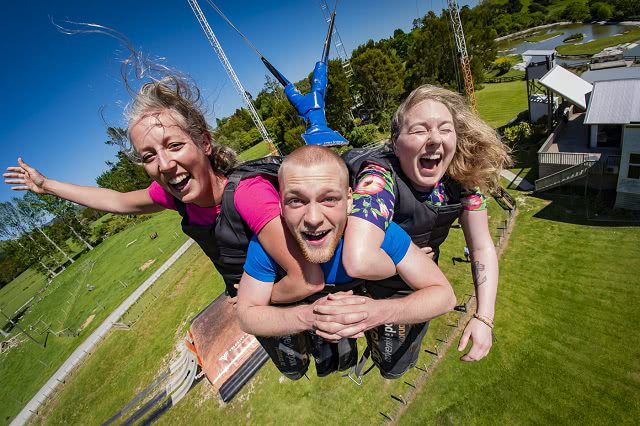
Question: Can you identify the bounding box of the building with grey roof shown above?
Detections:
[581,66,640,84]
[585,79,640,209]
[535,72,640,210]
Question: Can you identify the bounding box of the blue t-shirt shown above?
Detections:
[243,221,411,285]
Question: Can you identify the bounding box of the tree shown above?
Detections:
[404,12,457,91]
[97,127,152,192]
[283,125,306,154]
[0,240,28,288]
[351,48,405,124]
[507,0,524,14]
[22,192,93,251]
[562,1,591,22]
[613,0,640,19]
[590,2,613,19]
[12,197,75,264]
[324,59,354,135]
[0,202,57,276]
[387,28,412,61]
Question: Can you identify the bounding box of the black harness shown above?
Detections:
[343,145,464,295]
[174,156,282,297]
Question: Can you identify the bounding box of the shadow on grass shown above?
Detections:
[532,190,640,227]
[505,167,538,190]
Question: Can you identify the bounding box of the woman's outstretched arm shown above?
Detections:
[4,158,163,215]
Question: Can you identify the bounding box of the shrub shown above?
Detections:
[282,125,306,154]
[563,33,584,42]
[502,122,533,145]
[348,124,379,148]
[494,57,513,75]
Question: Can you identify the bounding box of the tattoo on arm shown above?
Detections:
[471,261,487,288]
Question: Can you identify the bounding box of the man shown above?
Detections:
[236,145,456,379]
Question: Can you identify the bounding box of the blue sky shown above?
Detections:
[1,0,473,204]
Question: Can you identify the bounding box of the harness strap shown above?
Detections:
[345,346,372,386]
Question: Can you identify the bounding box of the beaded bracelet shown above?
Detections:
[472,313,494,329]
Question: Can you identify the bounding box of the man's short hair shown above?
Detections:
[278,145,349,189]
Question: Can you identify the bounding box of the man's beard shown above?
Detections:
[293,229,342,264]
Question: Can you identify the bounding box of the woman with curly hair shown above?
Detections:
[337,84,512,371]
[4,76,322,301]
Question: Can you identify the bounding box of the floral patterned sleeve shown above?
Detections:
[460,187,487,211]
[351,161,396,231]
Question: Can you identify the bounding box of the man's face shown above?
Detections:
[280,162,352,263]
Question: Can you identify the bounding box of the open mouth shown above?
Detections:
[168,173,191,193]
[301,230,330,245]
[418,153,442,173]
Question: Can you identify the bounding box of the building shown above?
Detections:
[534,65,640,211]
[584,79,640,209]
[523,50,557,127]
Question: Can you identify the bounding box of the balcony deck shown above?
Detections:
[538,112,620,167]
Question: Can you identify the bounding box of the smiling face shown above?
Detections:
[394,99,457,192]
[129,110,217,207]
[280,161,352,264]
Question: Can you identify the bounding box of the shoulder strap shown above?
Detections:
[173,197,188,218]
[231,156,283,179]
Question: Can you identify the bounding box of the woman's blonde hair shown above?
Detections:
[126,76,237,174]
[390,85,512,193]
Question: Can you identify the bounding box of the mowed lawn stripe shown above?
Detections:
[398,196,640,424]
[476,81,528,129]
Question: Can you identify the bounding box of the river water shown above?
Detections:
[500,23,640,58]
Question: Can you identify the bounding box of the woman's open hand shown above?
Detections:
[4,158,48,194]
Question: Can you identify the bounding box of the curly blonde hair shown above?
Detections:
[390,85,512,193]
[126,76,237,174]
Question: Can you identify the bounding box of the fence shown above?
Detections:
[485,75,524,84]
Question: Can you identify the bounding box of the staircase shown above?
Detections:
[492,186,517,211]
[534,159,598,192]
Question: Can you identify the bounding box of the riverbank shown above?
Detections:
[556,26,640,56]
[495,21,572,42]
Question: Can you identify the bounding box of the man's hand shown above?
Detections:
[4,158,48,194]
[458,318,493,362]
[419,246,435,259]
[226,284,240,310]
[312,292,382,341]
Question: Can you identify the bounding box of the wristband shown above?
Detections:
[472,313,494,329]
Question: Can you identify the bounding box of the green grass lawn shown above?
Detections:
[30,192,513,425]
[556,26,640,56]
[476,81,528,128]
[0,268,47,323]
[0,210,188,424]
[485,68,525,81]
[524,31,564,43]
[398,194,640,424]
[238,141,274,161]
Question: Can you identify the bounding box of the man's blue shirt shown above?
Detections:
[244,221,411,285]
